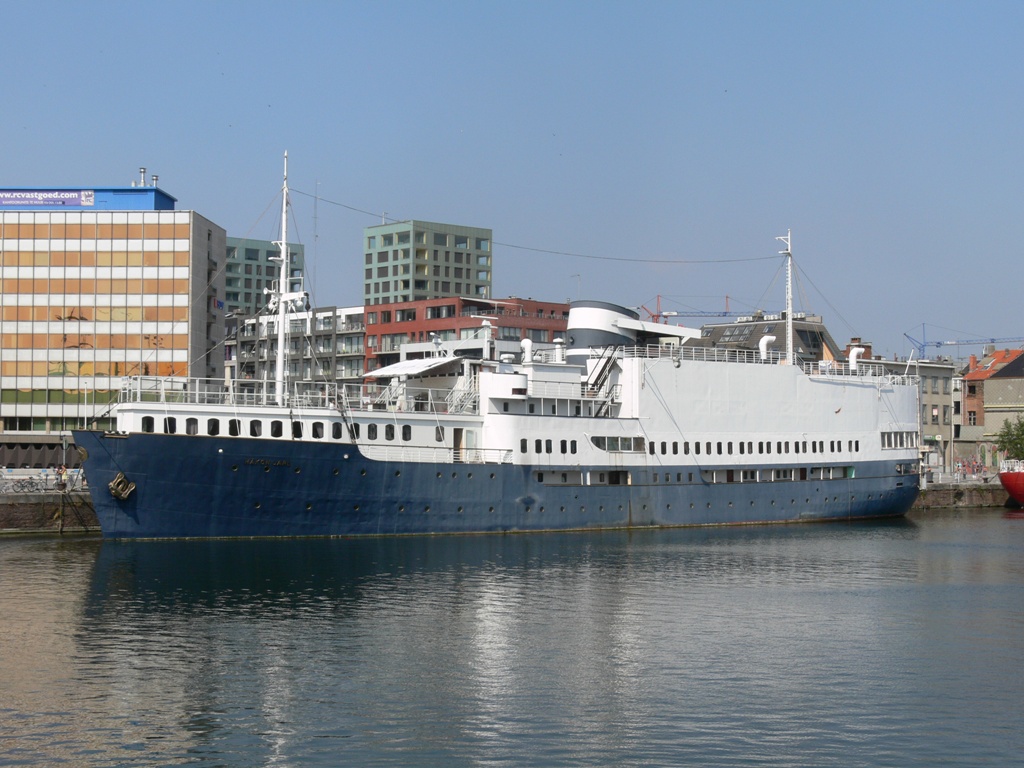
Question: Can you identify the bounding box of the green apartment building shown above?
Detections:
[363,221,492,306]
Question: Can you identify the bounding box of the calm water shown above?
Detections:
[2,511,1023,767]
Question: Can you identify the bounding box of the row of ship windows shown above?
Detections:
[538,463,918,486]
[588,435,863,456]
[139,416,448,444]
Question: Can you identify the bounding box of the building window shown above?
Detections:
[968,410,977,426]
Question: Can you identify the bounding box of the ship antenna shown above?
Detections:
[273,152,289,405]
[776,229,793,366]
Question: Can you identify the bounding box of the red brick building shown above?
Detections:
[364,296,569,372]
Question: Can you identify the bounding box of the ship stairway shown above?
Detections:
[447,374,480,414]
[584,345,619,398]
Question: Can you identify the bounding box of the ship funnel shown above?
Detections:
[759,335,776,362]
[565,301,639,366]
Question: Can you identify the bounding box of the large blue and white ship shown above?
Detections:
[73,169,921,538]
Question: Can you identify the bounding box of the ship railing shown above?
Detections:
[614,344,786,365]
[339,383,479,416]
[528,379,621,402]
[358,445,513,464]
[119,376,341,410]
[1000,459,1024,473]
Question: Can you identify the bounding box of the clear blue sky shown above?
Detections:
[5,1,1022,359]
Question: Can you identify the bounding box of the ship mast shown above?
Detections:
[266,153,311,406]
[776,229,793,366]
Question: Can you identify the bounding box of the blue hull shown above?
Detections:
[74,431,919,539]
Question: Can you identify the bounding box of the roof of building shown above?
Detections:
[962,349,1024,381]
[685,312,843,363]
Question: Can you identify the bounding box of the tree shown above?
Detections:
[995,416,1024,461]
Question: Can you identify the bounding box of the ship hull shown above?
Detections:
[998,470,1024,506]
[74,430,918,539]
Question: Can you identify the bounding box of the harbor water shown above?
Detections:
[2,509,1023,767]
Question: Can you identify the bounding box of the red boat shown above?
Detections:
[998,460,1024,508]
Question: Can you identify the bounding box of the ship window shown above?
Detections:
[529,404,535,414]
[551,404,556,415]
[695,442,701,455]
[561,439,567,454]
[545,439,552,454]
[739,442,745,455]
[163,417,176,434]
[728,442,733,455]
[819,441,825,453]
[292,422,302,439]
[684,442,690,455]
[794,441,799,454]
[717,442,722,455]
[776,441,782,454]
[591,436,606,450]
[649,441,655,455]
[368,424,378,440]
[802,441,807,452]
[673,441,678,455]
[436,426,444,443]
[855,440,860,452]
[142,416,154,433]
[653,473,659,483]
[208,419,220,436]
[402,425,412,441]
[521,438,528,453]
[571,440,577,454]
[333,422,343,439]
[766,442,772,454]
[229,419,241,437]
[661,442,667,455]
[758,441,763,454]
[785,441,789,453]
[348,423,360,440]
[535,439,542,453]
[312,422,324,439]
[706,442,711,455]
[271,421,283,438]
[385,424,395,441]
[250,420,262,437]
[186,418,198,435]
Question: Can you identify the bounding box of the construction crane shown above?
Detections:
[641,295,734,323]
[904,326,1024,359]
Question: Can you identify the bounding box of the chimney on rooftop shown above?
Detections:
[969,354,977,371]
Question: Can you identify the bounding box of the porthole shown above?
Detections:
[360,469,367,476]
[489,473,495,479]
[305,503,312,510]
[353,504,360,511]
[539,507,545,513]
[333,468,339,475]
[706,502,711,509]
[425,506,431,512]
[467,472,473,479]
[294,467,301,474]
[394,470,401,477]
[398,505,405,512]
[231,465,238,472]
[728,502,733,508]
[560,506,565,512]
[452,472,458,479]
[264,466,271,473]
[254,502,261,509]
[457,506,464,513]
[689,503,695,509]
[488,506,494,513]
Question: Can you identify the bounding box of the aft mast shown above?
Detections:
[776,229,794,366]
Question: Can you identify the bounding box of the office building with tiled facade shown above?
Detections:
[0,184,225,465]
[364,221,492,305]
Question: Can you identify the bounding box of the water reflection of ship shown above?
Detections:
[84,519,918,617]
